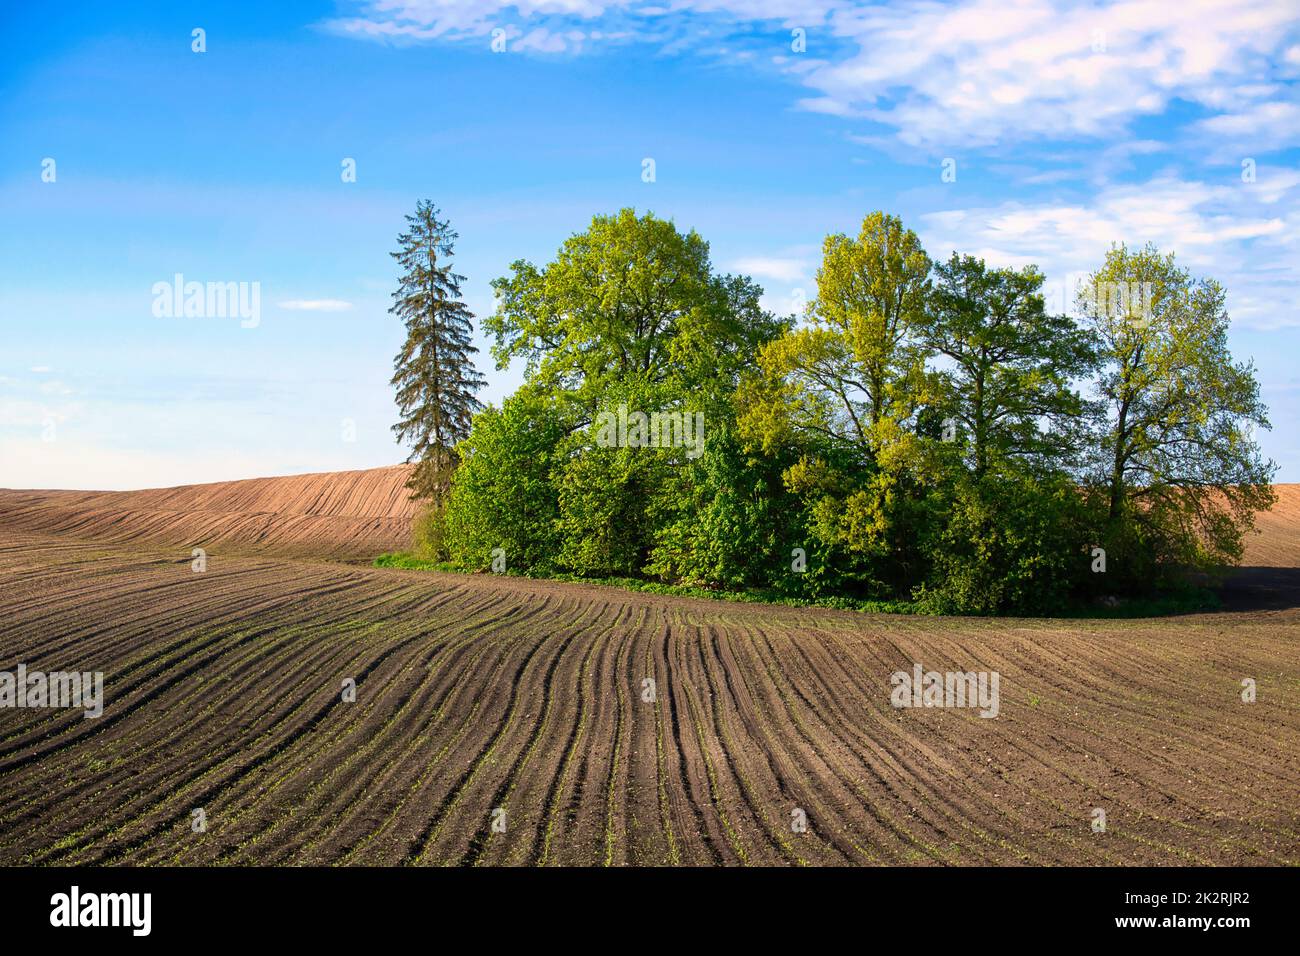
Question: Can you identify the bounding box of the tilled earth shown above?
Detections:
[0,465,417,561]
[0,529,1296,866]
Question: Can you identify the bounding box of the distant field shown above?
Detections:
[0,471,1297,866]
[1242,484,1300,567]
[0,465,417,561]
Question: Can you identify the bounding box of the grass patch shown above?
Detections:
[374,553,458,572]
[375,552,1219,618]
[376,553,915,612]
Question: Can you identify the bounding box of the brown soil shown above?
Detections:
[0,472,1296,866]
[0,465,417,560]
[1241,484,1300,567]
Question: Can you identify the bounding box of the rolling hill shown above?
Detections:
[2,468,1295,568]
[0,465,418,561]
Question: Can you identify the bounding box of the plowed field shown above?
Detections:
[1243,484,1300,567]
[0,465,417,560]
[0,472,1297,866]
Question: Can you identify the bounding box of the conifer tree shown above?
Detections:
[390,201,486,501]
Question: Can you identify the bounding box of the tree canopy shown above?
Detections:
[1081,243,1275,581]
[414,209,1275,615]
[925,253,1096,476]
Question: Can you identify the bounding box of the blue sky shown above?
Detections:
[1,0,1297,489]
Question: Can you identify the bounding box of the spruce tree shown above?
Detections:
[390,201,486,501]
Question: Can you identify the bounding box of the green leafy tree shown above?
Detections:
[464,209,782,578]
[644,419,801,590]
[737,212,935,597]
[913,469,1089,615]
[1081,243,1275,577]
[925,253,1097,475]
[442,389,569,572]
[390,201,486,502]
[486,208,781,415]
[742,212,933,465]
[437,205,1275,612]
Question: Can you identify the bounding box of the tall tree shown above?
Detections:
[485,207,779,416]
[740,211,933,467]
[390,201,486,501]
[925,253,1096,476]
[736,212,935,596]
[476,208,782,578]
[1081,243,1274,570]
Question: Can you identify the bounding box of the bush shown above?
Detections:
[913,471,1087,615]
[410,501,447,561]
[442,390,568,573]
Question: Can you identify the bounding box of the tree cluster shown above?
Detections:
[396,206,1275,614]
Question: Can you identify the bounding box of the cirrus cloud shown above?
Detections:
[325,0,1300,151]
[920,171,1300,330]
[277,299,354,312]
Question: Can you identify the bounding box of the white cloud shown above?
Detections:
[920,172,1300,330]
[759,287,811,319]
[327,0,1299,150]
[0,371,81,443]
[324,1,657,50]
[803,0,1299,150]
[1193,100,1300,158]
[0,398,73,429]
[731,255,812,283]
[277,299,354,312]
